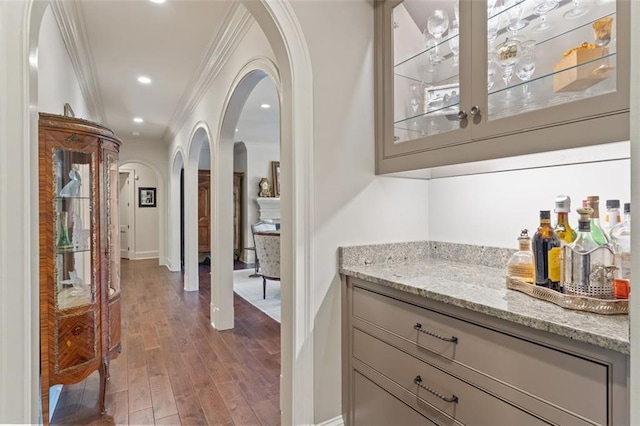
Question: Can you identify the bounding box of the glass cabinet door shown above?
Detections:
[105,151,120,300]
[484,0,622,122]
[54,149,96,311]
[394,0,463,142]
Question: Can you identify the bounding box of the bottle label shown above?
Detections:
[606,211,620,228]
[548,247,561,282]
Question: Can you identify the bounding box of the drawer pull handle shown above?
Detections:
[414,376,458,403]
[72,325,84,336]
[414,323,458,343]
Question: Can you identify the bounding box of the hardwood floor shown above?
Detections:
[51,259,281,426]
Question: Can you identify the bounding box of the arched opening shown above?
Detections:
[18,1,315,423]
[185,125,213,292]
[169,150,185,272]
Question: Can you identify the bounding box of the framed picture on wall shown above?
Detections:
[271,161,281,197]
[138,187,156,208]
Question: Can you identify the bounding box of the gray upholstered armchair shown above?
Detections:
[253,231,280,299]
[245,220,278,277]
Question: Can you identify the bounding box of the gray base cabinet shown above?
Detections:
[342,277,629,425]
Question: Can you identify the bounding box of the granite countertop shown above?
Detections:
[339,241,630,354]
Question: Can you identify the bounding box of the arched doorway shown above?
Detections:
[169,149,185,272]
[15,1,315,423]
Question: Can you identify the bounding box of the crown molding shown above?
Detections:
[50,0,106,124]
[162,2,254,143]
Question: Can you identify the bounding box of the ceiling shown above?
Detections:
[57,0,279,144]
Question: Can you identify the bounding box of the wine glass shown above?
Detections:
[487,56,498,91]
[427,9,449,65]
[487,3,504,50]
[496,39,521,90]
[564,0,590,19]
[592,17,614,76]
[409,83,422,114]
[532,0,559,32]
[516,50,536,97]
[448,19,459,67]
[422,33,437,72]
[506,0,528,40]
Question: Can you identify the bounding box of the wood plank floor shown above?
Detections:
[51,259,281,426]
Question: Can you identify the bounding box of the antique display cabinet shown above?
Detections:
[38,113,122,424]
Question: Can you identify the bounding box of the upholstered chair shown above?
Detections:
[244,220,278,277]
[253,231,280,298]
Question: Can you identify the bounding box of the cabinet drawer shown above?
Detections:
[352,286,608,424]
[354,329,546,426]
[353,370,437,426]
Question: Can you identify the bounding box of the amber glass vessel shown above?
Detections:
[532,210,561,291]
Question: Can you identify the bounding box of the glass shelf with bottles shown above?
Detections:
[487,0,616,120]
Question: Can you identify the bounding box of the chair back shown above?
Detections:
[254,232,280,280]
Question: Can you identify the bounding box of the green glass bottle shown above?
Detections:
[584,196,608,245]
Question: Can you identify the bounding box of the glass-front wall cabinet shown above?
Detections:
[379,0,629,173]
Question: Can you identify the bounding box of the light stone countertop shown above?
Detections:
[339,242,630,355]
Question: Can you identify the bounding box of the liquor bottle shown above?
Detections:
[610,203,631,281]
[554,195,576,245]
[604,199,621,238]
[532,210,561,291]
[507,229,534,283]
[584,196,609,245]
[570,207,600,253]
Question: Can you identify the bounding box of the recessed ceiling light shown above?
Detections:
[133,117,144,123]
[235,128,239,132]
[133,132,140,136]
[149,0,165,3]
[137,76,151,84]
[260,103,271,109]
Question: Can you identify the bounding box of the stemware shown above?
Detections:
[427,9,450,65]
[506,0,528,40]
[496,39,521,89]
[409,82,422,114]
[564,0,590,19]
[448,20,460,67]
[515,50,536,97]
[487,56,498,91]
[532,0,559,32]
[592,17,614,76]
[422,33,437,72]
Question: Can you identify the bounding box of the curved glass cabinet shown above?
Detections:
[39,113,122,424]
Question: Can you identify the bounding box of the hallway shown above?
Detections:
[51,259,281,425]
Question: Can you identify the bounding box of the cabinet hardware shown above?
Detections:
[470,106,481,116]
[457,110,467,120]
[414,375,459,403]
[414,323,458,343]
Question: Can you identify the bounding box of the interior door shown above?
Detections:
[118,172,131,259]
[198,170,210,253]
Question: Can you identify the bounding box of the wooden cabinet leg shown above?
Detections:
[99,357,109,415]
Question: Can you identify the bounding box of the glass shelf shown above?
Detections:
[56,247,91,255]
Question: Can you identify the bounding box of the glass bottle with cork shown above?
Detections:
[507,229,534,284]
[532,210,561,291]
[584,196,609,245]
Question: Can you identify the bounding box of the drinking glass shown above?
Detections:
[496,39,521,89]
[487,3,504,50]
[516,51,536,97]
[487,56,498,91]
[506,0,528,40]
[448,20,459,66]
[422,33,437,72]
[592,17,614,76]
[427,9,449,64]
[409,82,422,114]
[564,0,590,19]
[532,0,559,32]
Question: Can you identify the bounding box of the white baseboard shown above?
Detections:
[134,250,159,260]
[316,415,344,426]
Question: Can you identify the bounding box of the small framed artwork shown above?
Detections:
[138,187,156,208]
[63,103,75,117]
[271,161,281,197]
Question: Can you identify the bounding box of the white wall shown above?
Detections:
[198,142,211,170]
[429,155,631,248]
[119,138,168,265]
[37,7,91,120]
[290,1,430,422]
[120,162,160,259]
